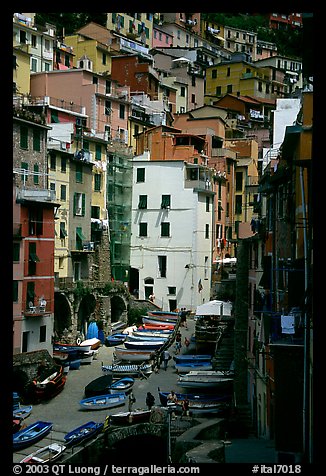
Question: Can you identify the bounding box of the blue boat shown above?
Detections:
[173,354,212,363]
[175,361,213,373]
[109,377,135,394]
[105,333,127,347]
[79,392,127,411]
[13,420,53,451]
[13,405,33,420]
[64,421,104,447]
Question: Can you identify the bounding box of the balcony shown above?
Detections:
[71,241,95,253]
[73,150,94,164]
[24,302,50,317]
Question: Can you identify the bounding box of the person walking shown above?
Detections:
[175,332,182,354]
[146,392,155,410]
[180,397,190,420]
[128,391,136,412]
[162,349,170,371]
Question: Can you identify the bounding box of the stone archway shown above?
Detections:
[54,292,72,338]
[110,294,128,324]
[77,293,96,338]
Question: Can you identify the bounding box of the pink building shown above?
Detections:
[152,26,173,48]
[30,69,130,141]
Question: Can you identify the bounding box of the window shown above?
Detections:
[73,192,85,216]
[76,163,83,182]
[206,196,210,212]
[105,100,112,115]
[91,206,100,219]
[95,144,101,161]
[13,242,20,262]
[227,67,231,77]
[94,173,101,191]
[227,84,233,93]
[191,94,196,104]
[31,35,37,47]
[13,55,17,69]
[33,164,39,185]
[161,222,170,237]
[64,54,70,67]
[192,76,196,87]
[236,171,243,191]
[33,129,41,151]
[158,256,167,278]
[106,80,111,95]
[102,53,107,65]
[26,281,35,307]
[119,104,125,119]
[139,222,147,237]
[212,69,217,79]
[13,281,19,302]
[161,195,171,209]
[204,256,209,279]
[29,207,43,235]
[60,222,68,239]
[28,242,40,275]
[31,58,37,72]
[235,195,242,214]
[93,76,98,85]
[180,86,185,97]
[50,154,56,170]
[138,195,147,209]
[20,126,28,149]
[60,184,66,201]
[205,224,209,239]
[40,325,46,343]
[168,287,176,295]
[61,157,67,172]
[216,86,221,96]
[137,168,145,182]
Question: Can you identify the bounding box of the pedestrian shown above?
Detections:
[175,332,182,354]
[167,390,177,419]
[146,392,155,410]
[128,391,136,412]
[162,349,170,370]
[180,308,188,328]
[184,336,190,348]
[180,397,190,420]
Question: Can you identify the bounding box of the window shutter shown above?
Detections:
[73,193,77,215]
[82,193,85,216]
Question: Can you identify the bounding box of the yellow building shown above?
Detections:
[106,13,154,49]
[205,59,280,101]
[13,46,31,95]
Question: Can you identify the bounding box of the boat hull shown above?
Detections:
[109,410,151,425]
[102,363,153,377]
[20,443,66,463]
[177,378,233,390]
[64,421,104,447]
[173,354,212,363]
[13,421,53,451]
[124,340,165,351]
[114,346,155,362]
[79,392,126,411]
[175,362,213,373]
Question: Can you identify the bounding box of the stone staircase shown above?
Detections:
[212,323,235,372]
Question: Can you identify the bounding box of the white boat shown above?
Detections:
[133,330,172,338]
[142,316,177,327]
[20,443,66,463]
[102,362,153,377]
[177,370,234,389]
[124,340,165,351]
[114,346,155,362]
[127,334,169,342]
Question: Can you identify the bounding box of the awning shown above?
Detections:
[76,229,86,241]
[195,300,232,317]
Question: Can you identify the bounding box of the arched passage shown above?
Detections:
[110,294,127,323]
[77,293,96,337]
[54,293,72,336]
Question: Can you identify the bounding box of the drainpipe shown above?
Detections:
[300,166,309,461]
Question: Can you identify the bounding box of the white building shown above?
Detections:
[130,153,214,312]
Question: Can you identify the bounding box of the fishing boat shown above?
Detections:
[79,337,101,350]
[13,421,53,451]
[177,372,233,390]
[124,340,165,351]
[84,375,134,397]
[109,409,152,425]
[158,391,231,415]
[20,442,66,463]
[138,317,175,331]
[79,392,126,411]
[175,361,213,373]
[114,346,155,362]
[102,362,153,377]
[148,310,179,317]
[64,421,104,447]
[142,316,177,327]
[105,333,127,347]
[133,329,172,338]
[109,377,135,394]
[54,342,92,353]
[127,334,169,342]
[13,405,32,420]
[32,364,66,401]
[173,354,212,363]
